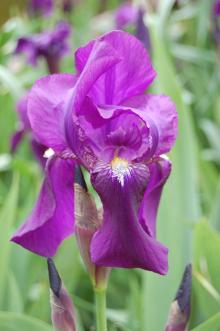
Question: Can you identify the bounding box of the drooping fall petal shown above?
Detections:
[90,161,168,274]
[11,156,75,256]
[139,157,172,237]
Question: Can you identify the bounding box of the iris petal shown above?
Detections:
[75,30,156,105]
[28,73,76,153]
[124,94,178,155]
[15,22,71,66]
[71,38,121,113]
[65,39,121,155]
[139,158,172,238]
[10,129,25,153]
[11,156,75,257]
[90,161,168,274]
[69,97,156,169]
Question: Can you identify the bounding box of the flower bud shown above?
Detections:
[47,258,76,331]
[74,166,110,289]
[62,0,73,12]
[135,8,151,53]
[165,264,192,331]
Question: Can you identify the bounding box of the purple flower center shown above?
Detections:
[102,112,151,161]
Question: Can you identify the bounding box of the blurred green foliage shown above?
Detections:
[0,0,220,330]
[0,0,27,25]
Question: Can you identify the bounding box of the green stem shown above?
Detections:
[94,288,108,331]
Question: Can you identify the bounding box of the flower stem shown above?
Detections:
[94,288,108,331]
[46,55,60,74]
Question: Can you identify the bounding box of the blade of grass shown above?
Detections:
[191,312,220,331]
[0,65,24,99]
[4,272,24,313]
[0,172,19,309]
[0,311,53,331]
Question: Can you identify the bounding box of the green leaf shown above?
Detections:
[192,271,220,320]
[199,161,219,217]
[171,44,215,64]
[0,172,19,309]
[210,179,220,230]
[0,312,53,331]
[194,221,220,293]
[195,0,213,48]
[4,272,24,313]
[141,18,201,330]
[192,221,220,321]
[0,65,24,99]
[191,312,220,331]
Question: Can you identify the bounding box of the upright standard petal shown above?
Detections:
[67,97,158,169]
[11,156,75,257]
[90,161,168,274]
[139,157,172,238]
[28,74,76,153]
[65,41,122,160]
[75,30,156,105]
[71,38,121,112]
[124,94,178,155]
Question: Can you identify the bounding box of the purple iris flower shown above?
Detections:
[29,0,54,16]
[213,0,220,16]
[115,2,138,30]
[11,94,47,168]
[11,31,178,274]
[213,0,220,43]
[15,22,71,73]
